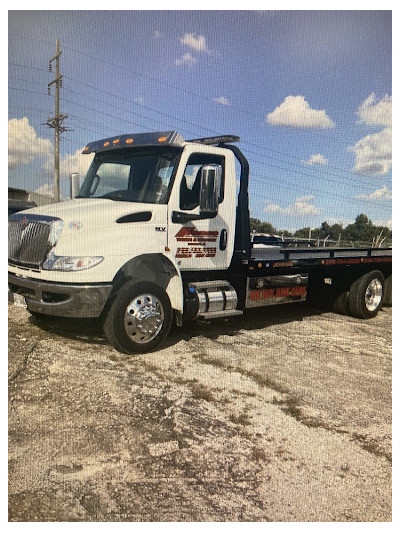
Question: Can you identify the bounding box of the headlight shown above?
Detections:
[43,252,103,271]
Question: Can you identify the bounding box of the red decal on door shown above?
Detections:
[175,227,219,243]
[175,227,219,259]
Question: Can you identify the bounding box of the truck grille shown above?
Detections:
[8,214,62,269]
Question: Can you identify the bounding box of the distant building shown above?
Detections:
[8,187,56,216]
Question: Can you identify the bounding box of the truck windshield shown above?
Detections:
[77,148,180,204]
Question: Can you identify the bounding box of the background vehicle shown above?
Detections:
[8,131,392,353]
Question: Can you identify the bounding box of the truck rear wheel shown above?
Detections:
[348,270,385,319]
[102,281,172,354]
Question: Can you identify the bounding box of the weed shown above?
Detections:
[229,413,251,426]
[191,383,215,403]
[352,433,392,463]
[251,446,268,462]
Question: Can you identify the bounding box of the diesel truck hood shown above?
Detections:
[20,198,161,234]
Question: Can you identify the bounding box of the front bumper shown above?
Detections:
[8,272,113,318]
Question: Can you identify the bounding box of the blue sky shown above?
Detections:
[8,9,392,231]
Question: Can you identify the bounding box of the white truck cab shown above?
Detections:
[9,132,242,352]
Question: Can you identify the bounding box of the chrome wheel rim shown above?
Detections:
[124,293,164,344]
[365,279,383,311]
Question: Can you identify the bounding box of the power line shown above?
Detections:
[10,78,390,195]
[9,59,391,184]
[9,83,392,204]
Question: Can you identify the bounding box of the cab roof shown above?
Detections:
[82,131,240,154]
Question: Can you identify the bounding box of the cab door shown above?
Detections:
[167,145,237,272]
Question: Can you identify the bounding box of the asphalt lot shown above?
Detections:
[8,301,392,522]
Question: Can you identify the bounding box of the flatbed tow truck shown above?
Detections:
[8,132,392,353]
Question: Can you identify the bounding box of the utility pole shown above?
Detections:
[47,39,68,203]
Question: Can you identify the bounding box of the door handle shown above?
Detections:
[220,229,227,251]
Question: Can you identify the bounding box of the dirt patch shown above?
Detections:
[8,302,392,521]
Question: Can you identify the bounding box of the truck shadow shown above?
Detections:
[168,302,325,347]
[27,314,108,346]
[28,302,325,349]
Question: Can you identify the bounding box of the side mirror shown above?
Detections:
[199,164,222,216]
[70,173,80,199]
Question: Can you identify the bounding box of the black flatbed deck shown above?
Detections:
[251,246,392,261]
[246,246,392,275]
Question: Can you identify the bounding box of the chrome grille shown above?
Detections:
[8,214,62,268]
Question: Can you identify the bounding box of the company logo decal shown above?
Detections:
[250,286,306,301]
[175,227,219,259]
[20,217,29,229]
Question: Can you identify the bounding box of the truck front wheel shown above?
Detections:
[348,270,385,319]
[102,281,172,354]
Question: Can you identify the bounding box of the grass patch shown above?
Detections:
[229,413,251,426]
[190,383,215,403]
[194,352,288,395]
[193,352,226,368]
[352,433,392,463]
[251,446,269,462]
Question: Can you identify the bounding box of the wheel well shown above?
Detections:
[111,254,183,312]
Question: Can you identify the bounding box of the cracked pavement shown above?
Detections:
[8,302,392,522]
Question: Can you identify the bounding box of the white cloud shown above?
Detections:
[355,185,392,202]
[61,148,93,180]
[153,30,162,39]
[264,195,322,216]
[35,183,54,197]
[180,33,209,53]
[373,219,392,230]
[348,127,392,175]
[175,52,198,66]
[357,93,392,127]
[8,117,53,169]
[213,96,230,106]
[267,96,335,129]
[301,154,328,166]
[41,147,93,180]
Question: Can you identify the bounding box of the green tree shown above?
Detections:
[329,224,344,241]
[342,214,391,246]
[343,214,374,244]
[250,218,277,235]
[294,227,314,239]
[318,221,343,241]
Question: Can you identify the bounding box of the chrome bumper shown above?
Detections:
[8,272,113,318]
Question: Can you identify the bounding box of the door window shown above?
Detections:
[180,153,225,211]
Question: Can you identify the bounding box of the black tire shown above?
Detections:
[383,275,392,307]
[306,283,335,310]
[332,290,350,315]
[102,281,172,354]
[348,270,385,319]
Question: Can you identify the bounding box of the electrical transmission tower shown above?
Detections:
[47,39,68,202]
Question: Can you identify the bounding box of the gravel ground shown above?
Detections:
[8,301,392,522]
